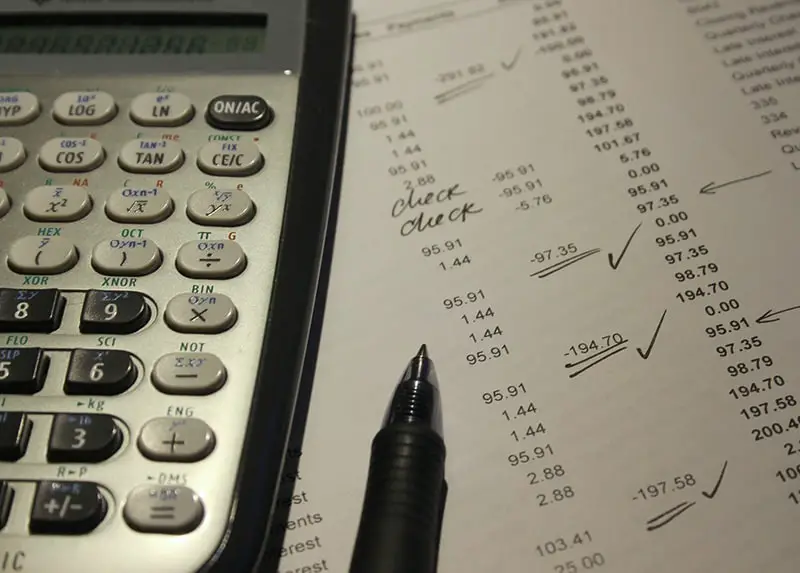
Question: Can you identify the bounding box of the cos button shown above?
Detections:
[206,95,272,131]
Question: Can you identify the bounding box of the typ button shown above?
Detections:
[80,290,151,334]
[0,288,65,333]
[30,481,107,535]
[206,94,272,131]
[0,348,49,394]
[65,349,137,395]
[0,412,33,461]
[48,413,122,463]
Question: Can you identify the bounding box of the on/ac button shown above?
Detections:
[205,95,273,131]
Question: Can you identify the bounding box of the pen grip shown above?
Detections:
[349,424,446,573]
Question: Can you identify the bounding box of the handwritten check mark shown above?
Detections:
[501,48,522,71]
[636,309,667,360]
[702,461,729,499]
[608,222,643,270]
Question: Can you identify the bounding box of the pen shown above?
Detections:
[349,345,447,573]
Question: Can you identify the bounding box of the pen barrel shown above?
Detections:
[349,424,446,573]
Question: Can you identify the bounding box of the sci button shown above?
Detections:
[64,349,137,395]
[206,94,272,131]
[29,481,107,535]
[124,485,204,534]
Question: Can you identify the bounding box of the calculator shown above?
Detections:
[0,1,352,572]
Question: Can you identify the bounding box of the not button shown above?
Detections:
[206,95,273,131]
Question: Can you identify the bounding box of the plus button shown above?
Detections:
[44,498,61,514]
[162,432,185,453]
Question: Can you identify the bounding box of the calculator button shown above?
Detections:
[0,348,49,394]
[0,137,26,173]
[206,95,273,131]
[48,414,122,463]
[130,92,194,127]
[0,92,40,126]
[152,353,226,395]
[176,240,247,280]
[197,140,263,176]
[30,481,107,535]
[7,236,79,275]
[53,91,116,126]
[0,288,65,333]
[0,482,13,530]
[138,417,216,462]
[39,137,105,173]
[105,186,173,224]
[23,185,92,222]
[124,484,204,534]
[91,238,162,277]
[186,188,255,227]
[164,293,237,334]
[118,138,185,174]
[0,187,9,218]
[0,412,33,461]
[80,290,151,334]
[64,349,137,396]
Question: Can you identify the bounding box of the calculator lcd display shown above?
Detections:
[0,14,268,55]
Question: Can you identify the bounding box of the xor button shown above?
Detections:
[65,349,137,395]
[48,414,122,463]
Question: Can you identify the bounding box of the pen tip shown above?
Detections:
[417,344,429,359]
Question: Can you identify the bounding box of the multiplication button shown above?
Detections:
[186,188,255,227]
[137,417,215,462]
[0,412,33,461]
[164,293,237,334]
[64,349,137,395]
[92,238,162,277]
[7,236,79,275]
[106,186,173,224]
[176,240,247,279]
[53,91,116,126]
[118,139,184,174]
[124,485,204,534]
[30,481,107,535]
[48,414,122,463]
[23,185,92,222]
[0,288,65,332]
[152,353,226,395]
[39,137,105,173]
[0,348,49,394]
[0,137,26,172]
[80,290,151,334]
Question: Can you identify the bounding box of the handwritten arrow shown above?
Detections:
[756,305,800,324]
[699,169,772,195]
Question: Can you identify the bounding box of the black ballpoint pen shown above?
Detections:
[349,345,447,573]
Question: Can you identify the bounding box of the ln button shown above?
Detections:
[30,481,107,534]
[124,485,204,534]
[206,94,272,131]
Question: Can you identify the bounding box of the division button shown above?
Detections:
[176,240,247,279]
[39,137,105,173]
[130,92,194,127]
[64,349,137,396]
[30,481,107,535]
[186,188,255,227]
[118,139,184,174]
[7,236,79,275]
[106,186,173,224]
[164,293,237,334]
[0,137,26,172]
[91,238,162,277]
[0,288,65,333]
[0,412,33,461]
[80,290,151,334]
[137,417,216,462]
[0,187,9,218]
[23,185,92,222]
[0,482,13,530]
[0,348,49,394]
[124,484,204,534]
[197,140,263,176]
[206,94,272,131]
[53,91,116,126]
[152,353,226,396]
[48,413,122,463]
[0,91,40,126]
